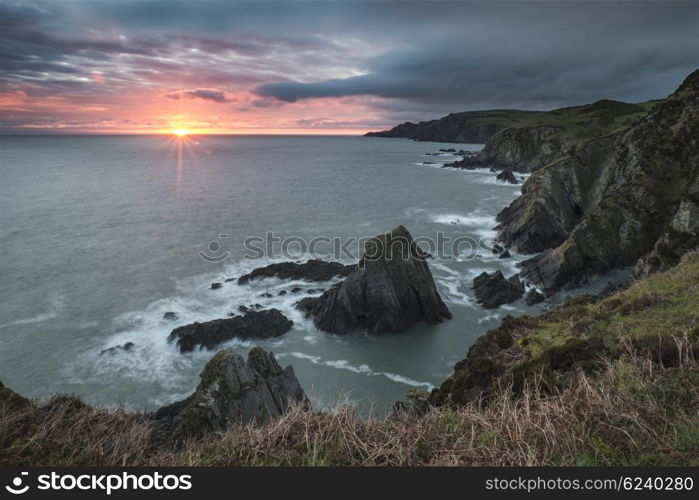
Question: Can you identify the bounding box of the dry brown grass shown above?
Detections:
[3,337,696,466]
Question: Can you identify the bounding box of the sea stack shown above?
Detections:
[297,225,451,334]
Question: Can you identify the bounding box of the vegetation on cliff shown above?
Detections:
[2,253,697,466]
[365,109,540,143]
[498,69,698,292]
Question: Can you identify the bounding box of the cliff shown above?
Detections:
[496,70,699,292]
[451,99,656,172]
[365,109,540,143]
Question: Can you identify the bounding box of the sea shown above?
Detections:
[0,135,619,414]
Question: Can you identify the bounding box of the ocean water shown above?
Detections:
[0,135,617,414]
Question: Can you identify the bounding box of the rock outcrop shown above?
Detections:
[237,259,354,284]
[99,342,135,356]
[0,380,32,412]
[155,348,307,439]
[524,289,546,305]
[168,309,293,352]
[472,271,524,308]
[297,225,451,333]
[445,99,653,172]
[496,167,518,184]
[495,70,698,292]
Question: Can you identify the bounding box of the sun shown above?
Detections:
[172,128,190,137]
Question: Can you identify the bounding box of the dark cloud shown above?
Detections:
[165,88,230,103]
[255,1,699,110]
[0,0,697,131]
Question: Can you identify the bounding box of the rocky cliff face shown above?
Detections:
[449,99,653,173]
[156,348,307,439]
[477,125,567,171]
[365,110,538,143]
[496,70,698,293]
[297,225,451,334]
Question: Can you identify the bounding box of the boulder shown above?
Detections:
[496,167,518,184]
[99,342,135,356]
[163,311,179,321]
[237,259,355,285]
[168,309,293,353]
[524,289,546,305]
[211,282,222,290]
[155,348,307,439]
[297,225,451,333]
[473,271,524,308]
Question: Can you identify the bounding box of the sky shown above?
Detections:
[0,0,697,135]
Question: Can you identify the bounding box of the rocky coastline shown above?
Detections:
[2,70,697,466]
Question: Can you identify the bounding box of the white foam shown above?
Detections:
[63,255,346,389]
[279,352,434,389]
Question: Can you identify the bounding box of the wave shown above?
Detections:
[0,294,64,329]
[279,351,435,390]
[64,255,342,390]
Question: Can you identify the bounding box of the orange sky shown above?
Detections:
[1,1,695,135]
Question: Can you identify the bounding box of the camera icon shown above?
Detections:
[199,234,231,263]
[5,472,29,494]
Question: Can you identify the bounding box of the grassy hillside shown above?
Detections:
[365,100,657,147]
[1,252,697,466]
[508,99,659,146]
[365,109,542,142]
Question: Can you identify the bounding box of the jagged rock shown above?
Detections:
[290,287,302,294]
[237,260,354,285]
[524,289,545,305]
[211,282,222,290]
[496,167,518,184]
[155,348,307,439]
[498,249,511,259]
[163,311,179,321]
[168,309,293,352]
[297,225,451,333]
[392,389,432,420]
[634,179,699,276]
[439,148,456,153]
[0,380,32,412]
[278,290,287,296]
[498,70,698,292]
[99,342,135,356]
[473,271,524,308]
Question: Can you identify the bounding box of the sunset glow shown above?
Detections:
[0,1,695,135]
[172,129,190,137]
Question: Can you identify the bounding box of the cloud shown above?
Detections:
[0,0,697,132]
[254,1,699,111]
[164,88,231,103]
